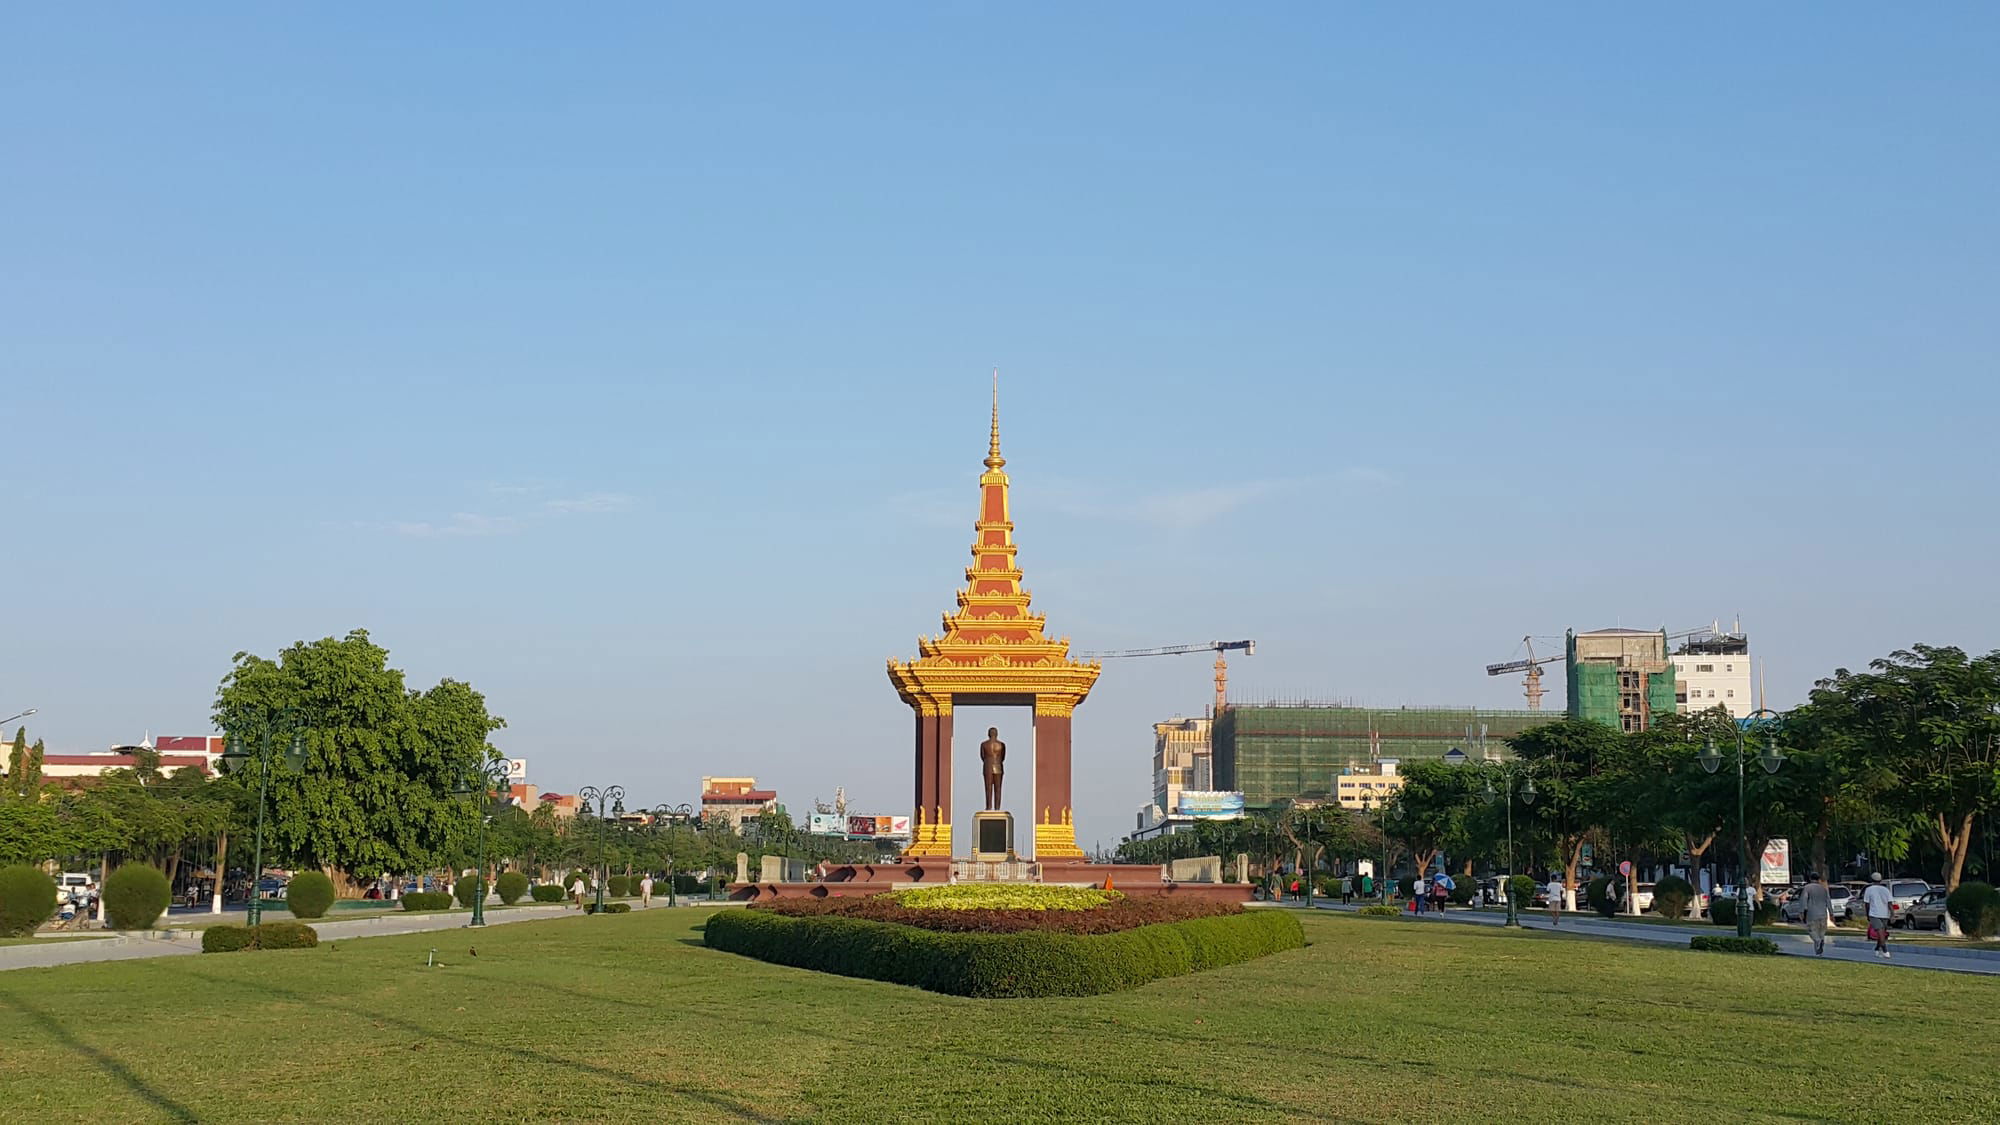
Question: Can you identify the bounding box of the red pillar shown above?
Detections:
[910,704,954,855]
[1033,711,1073,826]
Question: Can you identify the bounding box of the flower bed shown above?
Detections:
[757,891,1240,934]
[704,907,1303,997]
[884,884,1117,911]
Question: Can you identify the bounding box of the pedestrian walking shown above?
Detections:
[1359,873,1374,900]
[1339,875,1353,905]
[569,874,586,910]
[1431,871,1453,915]
[1410,878,1425,915]
[1801,870,1833,956]
[1545,875,1564,926]
[1863,871,1894,959]
[640,874,654,907]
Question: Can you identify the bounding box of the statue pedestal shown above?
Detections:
[971,811,1016,862]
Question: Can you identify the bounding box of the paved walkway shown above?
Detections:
[0,899,702,973]
[1310,901,2000,976]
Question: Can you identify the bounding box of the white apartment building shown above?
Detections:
[1672,631,1754,719]
[1151,716,1211,819]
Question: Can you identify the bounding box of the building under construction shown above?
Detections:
[1212,704,1545,811]
[1565,628,1678,732]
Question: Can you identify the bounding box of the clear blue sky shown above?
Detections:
[5,6,1996,850]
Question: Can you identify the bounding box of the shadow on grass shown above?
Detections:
[166,964,784,1123]
[0,990,198,1122]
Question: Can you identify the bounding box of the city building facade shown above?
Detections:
[1212,704,1542,811]
[1152,716,1212,819]
[1334,759,1405,810]
[1566,627,1678,731]
[700,776,778,831]
[1672,629,1753,718]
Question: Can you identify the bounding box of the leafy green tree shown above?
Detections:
[1509,718,1624,900]
[211,629,505,891]
[1387,760,1484,878]
[5,728,25,798]
[1818,645,2000,892]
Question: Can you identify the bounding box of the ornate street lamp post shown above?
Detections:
[578,785,624,912]
[1699,709,1785,939]
[453,758,513,927]
[220,708,310,928]
[650,803,694,907]
[1483,765,1537,926]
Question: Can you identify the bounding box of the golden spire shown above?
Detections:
[985,367,1005,471]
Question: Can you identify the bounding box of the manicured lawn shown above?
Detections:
[0,934,114,947]
[1,908,1996,1122]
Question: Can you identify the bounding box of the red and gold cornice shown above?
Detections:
[888,378,1100,713]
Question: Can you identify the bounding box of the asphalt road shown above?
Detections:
[1311,900,2000,975]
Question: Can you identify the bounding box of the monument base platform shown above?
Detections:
[731,857,1254,903]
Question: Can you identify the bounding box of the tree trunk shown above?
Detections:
[212,830,228,914]
[1562,836,1585,911]
[1939,812,1975,892]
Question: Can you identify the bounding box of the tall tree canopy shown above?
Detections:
[212,629,505,886]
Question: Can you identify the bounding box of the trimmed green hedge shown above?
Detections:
[1652,875,1695,920]
[1356,904,1402,917]
[1689,935,1780,955]
[104,864,171,930]
[453,877,485,909]
[530,884,566,903]
[1946,881,2000,939]
[203,921,320,952]
[401,892,454,912]
[1507,875,1537,911]
[0,865,57,937]
[607,875,631,898]
[1585,875,1617,918]
[586,902,632,914]
[495,872,530,905]
[285,871,336,919]
[704,907,1303,997]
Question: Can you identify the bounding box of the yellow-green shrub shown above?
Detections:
[884,884,1120,912]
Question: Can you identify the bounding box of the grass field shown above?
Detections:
[1,907,1996,1123]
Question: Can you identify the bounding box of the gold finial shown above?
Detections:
[985,367,1005,470]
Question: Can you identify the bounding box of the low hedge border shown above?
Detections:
[586,902,632,914]
[401,892,455,912]
[1355,905,1402,917]
[202,922,320,953]
[1689,935,1780,955]
[703,907,1303,997]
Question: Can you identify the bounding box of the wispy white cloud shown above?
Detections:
[383,489,638,539]
[390,512,525,538]
[542,493,636,515]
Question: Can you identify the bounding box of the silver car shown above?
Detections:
[1900,889,1950,930]
[1779,884,1852,923]
[1845,879,1932,925]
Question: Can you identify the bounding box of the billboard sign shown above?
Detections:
[842,815,912,840]
[1759,838,1791,885]
[807,813,847,837]
[1176,790,1246,818]
[505,758,528,780]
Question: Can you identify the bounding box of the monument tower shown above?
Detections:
[887,376,1100,859]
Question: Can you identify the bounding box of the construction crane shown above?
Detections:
[1486,635,1559,711]
[1075,640,1256,716]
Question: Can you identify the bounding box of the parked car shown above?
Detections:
[1777,884,1853,923]
[1901,889,1950,930]
[1843,879,1932,924]
[1613,883,1657,913]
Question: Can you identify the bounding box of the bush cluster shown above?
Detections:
[1356,904,1402,917]
[452,878,485,909]
[1709,896,1778,928]
[1398,877,1418,899]
[1689,935,1780,955]
[495,872,531,906]
[0,865,58,936]
[1447,881,1475,906]
[1507,875,1538,911]
[530,884,566,903]
[1585,876,1618,918]
[1651,875,1695,920]
[705,907,1303,997]
[884,884,1118,912]
[759,893,1239,935]
[1946,881,2000,939]
[586,902,632,914]
[285,871,336,919]
[202,921,320,952]
[104,864,171,930]
[401,892,454,912]
[607,875,631,898]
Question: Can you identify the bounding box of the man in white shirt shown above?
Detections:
[1545,876,1564,926]
[1862,871,1895,959]
[639,874,654,908]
